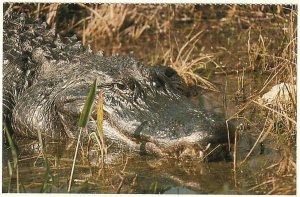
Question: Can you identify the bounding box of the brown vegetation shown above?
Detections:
[4,3,297,194]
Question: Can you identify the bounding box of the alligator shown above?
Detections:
[3,9,235,160]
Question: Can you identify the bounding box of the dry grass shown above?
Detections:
[156,30,220,91]
[6,4,195,46]
[230,6,296,194]
[4,3,297,194]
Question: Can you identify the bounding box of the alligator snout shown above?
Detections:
[118,90,236,160]
[100,87,235,161]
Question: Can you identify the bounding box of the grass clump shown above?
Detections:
[230,6,296,195]
[68,79,107,192]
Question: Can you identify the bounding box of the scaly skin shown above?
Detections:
[3,9,235,160]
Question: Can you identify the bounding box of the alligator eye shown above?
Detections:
[165,67,176,77]
[116,83,126,90]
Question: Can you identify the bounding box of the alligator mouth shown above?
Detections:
[128,127,233,161]
[140,140,232,161]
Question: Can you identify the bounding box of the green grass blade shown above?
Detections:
[40,156,52,193]
[68,127,83,192]
[149,181,158,194]
[4,127,18,168]
[69,80,97,192]
[20,181,27,193]
[37,129,44,151]
[79,79,97,127]
[36,129,52,192]
[75,180,89,193]
[7,161,12,192]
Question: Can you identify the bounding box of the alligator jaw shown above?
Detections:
[140,140,231,161]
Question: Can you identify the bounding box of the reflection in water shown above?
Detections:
[164,186,198,194]
[2,126,279,194]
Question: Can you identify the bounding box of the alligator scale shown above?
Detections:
[3,10,234,160]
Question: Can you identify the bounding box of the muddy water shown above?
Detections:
[2,131,280,194]
[2,7,295,194]
[1,74,283,194]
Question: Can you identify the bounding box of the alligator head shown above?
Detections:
[4,10,235,161]
[87,57,235,160]
[10,55,234,160]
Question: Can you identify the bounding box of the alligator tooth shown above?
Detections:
[199,150,204,159]
[204,143,211,151]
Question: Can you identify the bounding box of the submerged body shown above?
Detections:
[3,10,234,160]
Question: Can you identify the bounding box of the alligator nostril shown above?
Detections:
[165,67,176,77]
